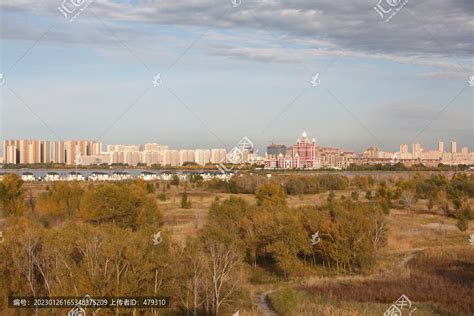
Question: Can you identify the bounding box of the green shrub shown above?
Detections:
[456,217,468,232]
[158,192,167,201]
[269,286,300,316]
[181,192,192,209]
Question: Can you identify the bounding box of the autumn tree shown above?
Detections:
[265,210,310,278]
[80,184,137,227]
[176,239,207,315]
[79,183,163,229]
[36,182,83,222]
[0,174,26,216]
[208,197,250,235]
[351,191,359,201]
[255,182,287,207]
[171,174,180,186]
[181,192,192,209]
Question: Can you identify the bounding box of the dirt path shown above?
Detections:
[256,289,279,316]
[254,248,427,315]
[397,247,427,268]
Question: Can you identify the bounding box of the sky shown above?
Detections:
[0,0,473,154]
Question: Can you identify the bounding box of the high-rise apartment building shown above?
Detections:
[267,143,288,158]
[438,141,444,153]
[144,143,168,152]
[108,144,140,153]
[163,150,180,166]
[210,149,227,164]
[3,140,102,165]
[195,149,211,166]
[51,141,66,164]
[3,140,19,164]
[412,143,422,159]
[400,144,409,153]
[451,141,457,154]
[179,150,195,165]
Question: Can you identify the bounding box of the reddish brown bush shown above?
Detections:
[299,247,474,314]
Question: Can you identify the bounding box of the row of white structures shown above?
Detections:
[7,172,233,182]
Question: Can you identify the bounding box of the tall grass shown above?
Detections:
[298,246,474,314]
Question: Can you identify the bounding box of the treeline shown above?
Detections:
[0,177,163,229]
[347,163,472,171]
[206,174,352,195]
[394,173,474,230]
[217,172,473,229]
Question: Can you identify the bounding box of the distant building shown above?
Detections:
[195,149,211,166]
[400,144,409,153]
[363,147,381,159]
[412,143,422,159]
[451,141,457,154]
[81,154,110,166]
[265,130,320,169]
[3,139,101,165]
[180,150,196,165]
[319,147,356,169]
[210,149,227,164]
[266,143,287,158]
[438,141,444,153]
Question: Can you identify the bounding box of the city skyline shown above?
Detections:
[1,1,472,153]
[3,131,473,168]
[2,135,472,154]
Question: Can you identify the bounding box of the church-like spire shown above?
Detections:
[302,129,307,138]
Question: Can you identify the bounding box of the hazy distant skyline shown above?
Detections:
[1,0,473,153]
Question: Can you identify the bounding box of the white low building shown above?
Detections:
[88,172,110,181]
[110,172,132,181]
[140,172,158,181]
[67,172,85,181]
[45,172,61,182]
[21,172,36,182]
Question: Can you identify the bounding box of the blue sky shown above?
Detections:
[1,0,472,153]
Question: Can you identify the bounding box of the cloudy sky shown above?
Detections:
[0,0,472,153]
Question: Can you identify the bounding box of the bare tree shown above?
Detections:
[178,244,207,316]
[401,190,416,215]
[373,214,387,255]
[204,240,242,316]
